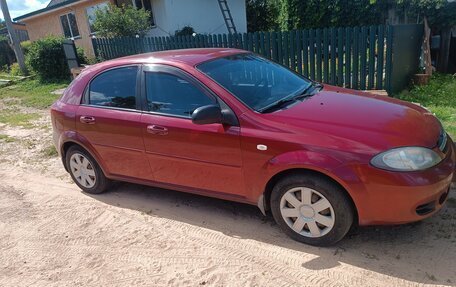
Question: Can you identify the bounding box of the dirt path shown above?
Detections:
[0,108,455,286]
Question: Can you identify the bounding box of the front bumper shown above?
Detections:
[339,137,456,226]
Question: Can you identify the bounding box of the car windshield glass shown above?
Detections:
[197,53,311,111]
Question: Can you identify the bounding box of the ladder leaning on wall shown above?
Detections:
[217,0,237,34]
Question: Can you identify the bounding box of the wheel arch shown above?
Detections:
[260,168,359,226]
[60,140,108,176]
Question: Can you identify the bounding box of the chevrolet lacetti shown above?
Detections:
[51,48,455,246]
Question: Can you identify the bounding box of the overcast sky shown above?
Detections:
[1,0,50,21]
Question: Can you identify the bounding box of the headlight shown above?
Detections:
[371,147,442,171]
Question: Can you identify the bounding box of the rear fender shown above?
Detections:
[59,131,109,176]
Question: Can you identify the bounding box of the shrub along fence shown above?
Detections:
[92,24,423,94]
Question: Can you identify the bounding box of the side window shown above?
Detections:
[89,67,138,109]
[145,72,215,117]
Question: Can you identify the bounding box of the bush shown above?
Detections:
[76,47,88,65]
[20,41,32,55]
[175,26,195,37]
[26,36,69,82]
[10,63,24,76]
[93,4,151,37]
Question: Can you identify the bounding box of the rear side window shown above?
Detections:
[89,66,138,109]
[145,72,215,117]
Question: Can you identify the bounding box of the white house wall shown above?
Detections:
[147,0,247,37]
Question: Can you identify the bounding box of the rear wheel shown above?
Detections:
[66,146,110,194]
[270,173,354,246]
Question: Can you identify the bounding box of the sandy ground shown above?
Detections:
[0,104,455,287]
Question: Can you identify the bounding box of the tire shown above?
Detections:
[65,145,110,194]
[270,173,354,246]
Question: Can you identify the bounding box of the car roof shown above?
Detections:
[102,48,248,67]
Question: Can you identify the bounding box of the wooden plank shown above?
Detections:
[316,29,322,82]
[353,27,360,89]
[283,31,290,67]
[323,28,329,83]
[265,32,271,59]
[289,31,296,71]
[376,25,385,90]
[253,32,259,53]
[296,30,302,74]
[385,25,393,93]
[330,27,336,84]
[259,32,265,56]
[277,31,283,64]
[337,27,344,86]
[247,33,253,51]
[302,30,309,77]
[368,25,376,89]
[271,32,277,61]
[359,27,368,90]
[344,28,352,88]
[309,29,315,80]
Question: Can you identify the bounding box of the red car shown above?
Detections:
[51,48,455,246]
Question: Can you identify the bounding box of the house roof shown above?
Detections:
[14,0,83,22]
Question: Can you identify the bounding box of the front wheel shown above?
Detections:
[270,173,354,246]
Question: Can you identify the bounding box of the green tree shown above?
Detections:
[246,0,279,32]
[93,4,151,37]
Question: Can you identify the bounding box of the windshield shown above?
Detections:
[197,54,312,112]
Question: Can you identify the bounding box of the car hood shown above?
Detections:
[263,86,441,152]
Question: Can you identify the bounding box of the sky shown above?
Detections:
[0,0,50,21]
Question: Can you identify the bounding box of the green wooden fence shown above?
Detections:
[92,25,422,93]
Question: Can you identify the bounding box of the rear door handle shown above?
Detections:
[147,125,168,135]
[80,116,96,124]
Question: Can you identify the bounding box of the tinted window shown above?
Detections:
[145,72,215,117]
[197,54,311,111]
[89,67,138,109]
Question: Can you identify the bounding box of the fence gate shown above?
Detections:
[92,24,424,94]
[63,39,79,70]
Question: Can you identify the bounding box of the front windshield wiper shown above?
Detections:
[259,83,323,113]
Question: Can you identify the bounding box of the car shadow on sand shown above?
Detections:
[87,182,456,286]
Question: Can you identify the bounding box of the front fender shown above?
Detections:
[247,149,362,216]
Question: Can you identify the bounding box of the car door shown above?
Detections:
[140,65,244,196]
[76,65,152,180]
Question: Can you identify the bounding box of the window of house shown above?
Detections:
[86,2,109,34]
[145,72,215,117]
[89,67,138,110]
[60,13,80,39]
[134,0,155,26]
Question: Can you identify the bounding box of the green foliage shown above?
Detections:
[0,79,69,109]
[175,26,195,37]
[93,4,151,37]
[10,63,23,76]
[76,47,88,65]
[398,74,456,138]
[246,0,278,32]
[26,36,69,82]
[247,0,456,32]
[20,40,32,55]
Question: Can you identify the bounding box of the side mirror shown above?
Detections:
[191,105,222,125]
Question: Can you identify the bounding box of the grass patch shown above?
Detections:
[398,74,456,138]
[0,134,16,143]
[42,145,58,157]
[0,79,69,109]
[0,110,40,128]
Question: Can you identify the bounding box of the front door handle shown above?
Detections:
[147,125,168,135]
[80,116,96,124]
